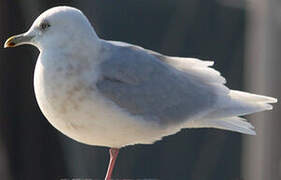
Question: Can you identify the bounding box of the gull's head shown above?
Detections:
[4,6,98,50]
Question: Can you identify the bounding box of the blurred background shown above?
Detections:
[0,0,280,179]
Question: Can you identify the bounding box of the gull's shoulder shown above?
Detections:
[99,39,152,59]
[98,39,171,84]
[99,39,226,85]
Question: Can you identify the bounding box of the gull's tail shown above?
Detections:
[168,57,277,135]
[209,90,277,119]
[185,90,277,135]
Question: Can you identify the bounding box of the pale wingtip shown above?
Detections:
[263,96,278,104]
[272,97,278,103]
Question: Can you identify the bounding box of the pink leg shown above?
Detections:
[105,148,120,180]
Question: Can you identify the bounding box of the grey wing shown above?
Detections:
[96,41,217,126]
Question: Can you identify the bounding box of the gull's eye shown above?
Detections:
[39,21,50,31]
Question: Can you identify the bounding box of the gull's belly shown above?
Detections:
[34,60,167,147]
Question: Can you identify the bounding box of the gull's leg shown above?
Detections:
[105,148,120,180]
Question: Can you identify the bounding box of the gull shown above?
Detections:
[4,6,277,179]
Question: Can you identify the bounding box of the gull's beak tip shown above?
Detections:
[4,36,16,48]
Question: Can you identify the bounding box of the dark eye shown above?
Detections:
[40,21,50,30]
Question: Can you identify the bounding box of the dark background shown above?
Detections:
[0,0,280,180]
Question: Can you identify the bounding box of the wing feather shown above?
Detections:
[97,41,218,126]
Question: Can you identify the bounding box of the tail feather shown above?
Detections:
[202,117,256,135]
[184,90,277,135]
[230,90,277,104]
[184,117,256,135]
[208,90,277,119]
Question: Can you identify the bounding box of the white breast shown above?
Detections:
[33,53,171,148]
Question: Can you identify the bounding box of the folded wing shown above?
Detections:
[96,41,277,135]
[96,41,218,126]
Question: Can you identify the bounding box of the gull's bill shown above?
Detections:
[4,33,34,48]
